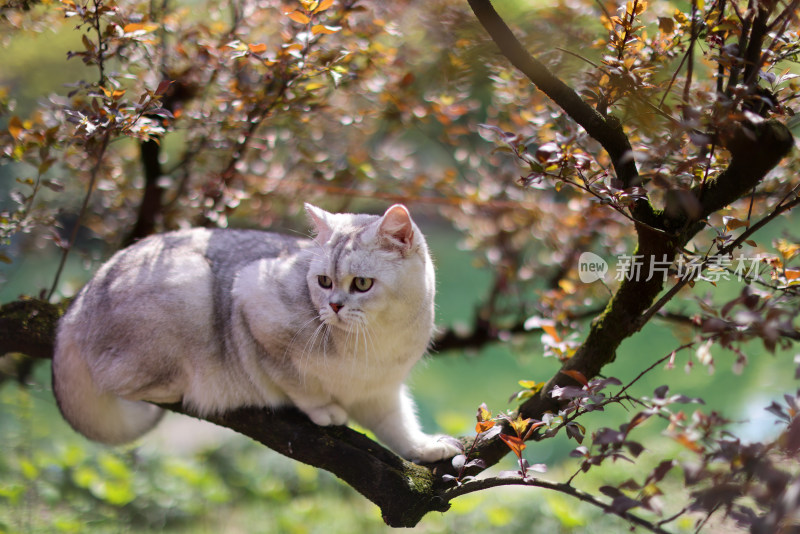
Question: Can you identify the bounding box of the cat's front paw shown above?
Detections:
[408,435,462,463]
[304,403,348,426]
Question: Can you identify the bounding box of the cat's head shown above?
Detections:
[304,203,434,332]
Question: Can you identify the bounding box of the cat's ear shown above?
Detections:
[378,204,415,253]
[305,203,334,243]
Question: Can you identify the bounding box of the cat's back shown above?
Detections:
[63,227,310,341]
[82,226,304,291]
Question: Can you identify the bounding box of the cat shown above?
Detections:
[52,203,461,463]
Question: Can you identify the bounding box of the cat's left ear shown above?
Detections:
[378,204,415,254]
[305,203,334,243]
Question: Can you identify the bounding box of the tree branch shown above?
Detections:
[124,139,165,246]
[0,298,64,361]
[161,402,453,527]
[441,476,674,534]
[466,0,641,190]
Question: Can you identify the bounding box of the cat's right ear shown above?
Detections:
[305,203,333,243]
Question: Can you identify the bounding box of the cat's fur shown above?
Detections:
[52,204,460,462]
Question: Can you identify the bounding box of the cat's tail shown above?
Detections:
[52,335,165,445]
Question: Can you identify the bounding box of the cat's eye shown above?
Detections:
[318,275,333,289]
[351,277,373,292]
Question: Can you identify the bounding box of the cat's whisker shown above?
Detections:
[283,314,323,361]
[361,317,376,372]
[362,318,377,366]
[322,324,332,370]
[300,321,328,384]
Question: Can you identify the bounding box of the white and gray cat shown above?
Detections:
[52,204,460,463]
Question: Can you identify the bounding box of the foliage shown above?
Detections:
[1,0,800,531]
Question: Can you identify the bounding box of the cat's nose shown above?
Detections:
[329,302,343,314]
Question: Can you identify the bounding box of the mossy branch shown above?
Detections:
[0,298,454,527]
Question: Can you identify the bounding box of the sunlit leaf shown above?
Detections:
[476,403,492,422]
[476,419,496,433]
[248,43,268,54]
[723,216,749,231]
[313,0,334,13]
[518,380,545,394]
[785,269,800,281]
[499,433,526,458]
[312,24,341,35]
[509,414,532,436]
[287,10,311,24]
[123,22,159,34]
[775,239,800,260]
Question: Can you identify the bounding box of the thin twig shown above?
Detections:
[681,0,698,116]
[466,0,641,190]
[48,131,111,301]
[634,192,800,331]
[441,477,674,534]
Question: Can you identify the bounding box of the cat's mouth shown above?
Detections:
[320,311,346,328]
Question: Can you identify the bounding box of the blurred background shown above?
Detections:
[2,0,799,532]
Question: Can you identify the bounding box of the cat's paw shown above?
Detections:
[304,403,348,426]
[408,435,462,463]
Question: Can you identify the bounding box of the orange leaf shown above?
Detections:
[8,116,23,139]
[542,323,561,342]
[287,10,311,24]
[123,22,159,34]
[561,369,589,387]
[311,24,341,35]
[248,43,268,54]
[475,420,495,433]
[785,269,800,280]
[499,434,526,458]
[313,0,334,13]
[627,411,651,431]
[674,433,704,453]
[723,216,749,231]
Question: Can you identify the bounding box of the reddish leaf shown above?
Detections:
[155,79,172,96]
[475,420,495,433]
[674,433,704,453]
[561,369,589,387]
[499,434,526,458]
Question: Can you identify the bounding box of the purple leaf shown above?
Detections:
[528,463,547,473]
[570,446,589,458]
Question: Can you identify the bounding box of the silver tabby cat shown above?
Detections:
[53,204,460,463]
